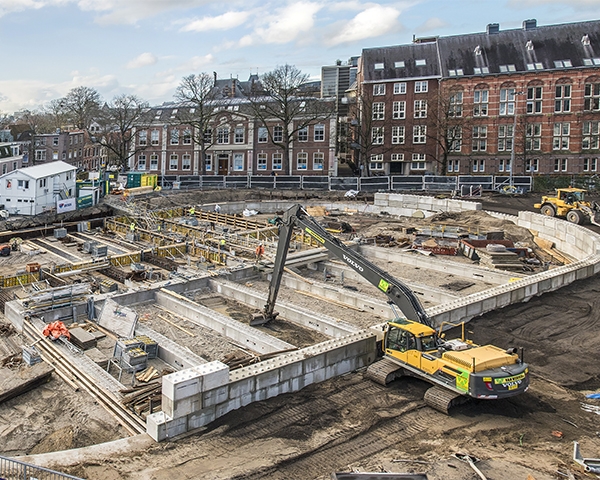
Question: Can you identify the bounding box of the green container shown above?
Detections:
[127,172,143,188]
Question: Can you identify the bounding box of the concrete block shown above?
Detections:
[165,415,188,438]
[162,368,202,401]
[279,361,303,382]
[253,388,267,402]
[303,352,326,373]
[163,393,202,419]
[240,392,253,407]
[194,361,230,391]
[187,406,216,430]
[290,376,307,392]
[146,412,167,442]
[325,344,348,366]
[229,376,255,399]
[255,368,280,390]
[216,400,236,417]
[202,385,229,407]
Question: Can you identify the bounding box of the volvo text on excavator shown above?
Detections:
[252,204,530,413]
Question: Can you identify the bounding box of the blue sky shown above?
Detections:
[1,0,599,113]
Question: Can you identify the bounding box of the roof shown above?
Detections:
[10,161,76,180]
[362,41,441,82]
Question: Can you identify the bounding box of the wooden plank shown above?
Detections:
[0,362,54,404]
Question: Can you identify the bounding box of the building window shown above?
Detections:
[448,159,460,173]
[35,150,46,161]
[370,154,383,171]
[413,125,427,144]
[169,154,178,170]
[234,127,245,144]
[183,129,192,145]
[182,154,191,170]
[583,158,598,171]
[17,180,29,189]
[203,128,212,144]
[233,153,244,171]
[150,154,159,171]
[472,126,487,151]
[372,102,385,120]
[374,62,384,70]
[313,152,324,170]
[414,100,427,118]
[525,158,539,173]
[584,83,600,111]
[498,158,511,172]
[257,153,267,170]
[555,85,571,113]
[498,125,514,152]
[583,121,600,149]
[449,92,463,117]
[217,127,230,144]
[258,127,268,143]
[138,130,147,146]
[53,137,59,146]
[526,86,542,114]
[205,154,212,172]
[392,101,406,119]
[414,81,428,93]
[297,152,308,170]
[391,153,404,162]
[393,82,406,94]
[170,129,179,145]
[372,127,384,144]
[448,126,462,152]
[411,153,426,170]
[138,155,146,170]
[553,122,570,150]
[499,64,517,72]
[373,84,385,96]
[391,126,405,144]
[53,151,58,160]
[526,123,542,150]
[554,158,568,172]
[151,130,159,145]
[473,89,488,116]
[273,126,283,142]
[272,153,282,170]
[499,88,516,115]
[314,124,325,141]
[472,159,485,172]
[298,126,308,142]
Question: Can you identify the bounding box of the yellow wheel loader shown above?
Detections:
[534,187,600,225]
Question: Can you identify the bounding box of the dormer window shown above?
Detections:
[473,66,490,74]
[526,63,544,71]
[499,64,516,73]
[526,40,534,51]
[374,63,384,70]
[554,60,572,68]
[448,69,464,76]
[394,61,405,68]
[584,58,600,66]
[582,34,591,46]
[415,59,426,66]
[474,45,482,55]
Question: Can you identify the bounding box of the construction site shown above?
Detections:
[1,188,600,480]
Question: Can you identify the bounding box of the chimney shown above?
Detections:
[523,19,537,31]
[487,23,500,35]
[213,71,217,87]
[231,78,236,98]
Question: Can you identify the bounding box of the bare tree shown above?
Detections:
[173,73,223,175]
[60,86,102,130]
[94,94,150,171]
[247,64,334,174]
[46,99,69,132]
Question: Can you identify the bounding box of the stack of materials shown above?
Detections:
[135,335,158,359]
[115,338,143,359]
[121,347,148,373]
[68,327,97,350]
[22,346,42,366]
[84,347,109,369]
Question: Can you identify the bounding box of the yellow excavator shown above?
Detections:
[534,187,600,225]
[253,205,530,413]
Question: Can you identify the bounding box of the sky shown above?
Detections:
[1,0,600,114]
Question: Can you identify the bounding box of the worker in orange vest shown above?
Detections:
[255,243,265,263]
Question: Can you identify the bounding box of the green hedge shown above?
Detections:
[533,175,600,193]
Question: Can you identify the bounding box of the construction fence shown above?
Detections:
[0,455,83,480]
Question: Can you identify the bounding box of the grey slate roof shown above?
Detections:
[362,42,440,82]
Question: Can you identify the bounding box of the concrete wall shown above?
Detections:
[147,330,377,441]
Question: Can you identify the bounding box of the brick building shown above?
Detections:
[353,19,600,176]
[31,130,85,167]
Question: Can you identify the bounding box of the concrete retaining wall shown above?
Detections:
[147,330,377,441]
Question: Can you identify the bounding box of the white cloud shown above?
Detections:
[127,52,158,69]
[180,11,250,32]
[242,2,322,46]
[179,54,214,71]
[417,17,447,33]
[508,0,600,4]
[327,5,401,45]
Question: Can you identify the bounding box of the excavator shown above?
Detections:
[252,204,530,413]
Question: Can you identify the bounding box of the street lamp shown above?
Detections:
[509,90,525,188]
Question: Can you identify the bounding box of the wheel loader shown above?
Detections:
[534,187,600,225]
[254,204,530,414]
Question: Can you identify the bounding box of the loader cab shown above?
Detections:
[558,188,585,204]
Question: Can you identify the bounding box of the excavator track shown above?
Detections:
[423,386,469,414]
[364,358,404,386]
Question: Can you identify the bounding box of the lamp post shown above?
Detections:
[509,91,525,188]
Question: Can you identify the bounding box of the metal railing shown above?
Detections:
[157,174,533,193]
[0,455,84,480]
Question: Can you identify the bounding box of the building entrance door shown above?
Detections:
[218,154,229,175]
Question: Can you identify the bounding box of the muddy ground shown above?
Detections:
[4,191,600,479]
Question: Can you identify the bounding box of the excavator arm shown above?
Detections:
[253,204,431,327]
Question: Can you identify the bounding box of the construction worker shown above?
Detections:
[214,204,221,214]
[220,238,226,252]
[189,206,196,216]
[130,222,135,232]
[157,223,161,233]
[255,243,265,263]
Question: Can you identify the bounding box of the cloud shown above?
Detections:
[127,52,158,69]
[327,4,401,45]
[241,2,322,46]
[179,11,250,32]
[416,17,447,33]
[507,0,600,4]
[0,0,69,17]
[179,54,214,71]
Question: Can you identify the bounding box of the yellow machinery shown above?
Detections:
[534,187,600,225]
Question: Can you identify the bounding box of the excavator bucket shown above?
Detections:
[250,311,278,326]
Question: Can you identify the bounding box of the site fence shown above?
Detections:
[0,455,83,480]
[158,174,533,193]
